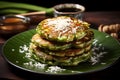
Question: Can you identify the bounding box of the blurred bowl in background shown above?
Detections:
[0,15,30,36]
[53,3,85,20]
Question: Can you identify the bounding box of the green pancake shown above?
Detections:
[29,43,92,57]
[31,34,72,51]
[29,16,94,66]
[29,43,92,66]
[36,16,90,43]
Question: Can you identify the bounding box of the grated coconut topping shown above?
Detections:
[47,17,73,31]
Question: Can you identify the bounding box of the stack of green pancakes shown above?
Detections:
[29,16,94,66]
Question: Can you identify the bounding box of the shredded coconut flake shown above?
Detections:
[25,52,32,58]
[46,66,65,73]
[12,49,15,51]
[90,40,108,65]
[105,35,110,38]
[47,18,73,31]
[16,61,19,63]
[23,61,46,69]
[92,39,98,45]
[19,45,29,53]
[101,62,106,65]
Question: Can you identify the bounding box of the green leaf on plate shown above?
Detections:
[2,29,120,75]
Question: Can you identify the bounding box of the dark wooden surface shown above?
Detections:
[0,11,120,80]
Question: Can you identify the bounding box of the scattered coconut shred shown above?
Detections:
[17,44,66,73]
[46,66,66,73]
[15,39,107,73]
[90,39,107,65]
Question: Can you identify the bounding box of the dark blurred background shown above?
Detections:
[1,0,120,11]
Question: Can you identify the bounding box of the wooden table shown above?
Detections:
[0,11,120,80]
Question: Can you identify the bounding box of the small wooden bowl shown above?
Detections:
[0,15,30,36]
